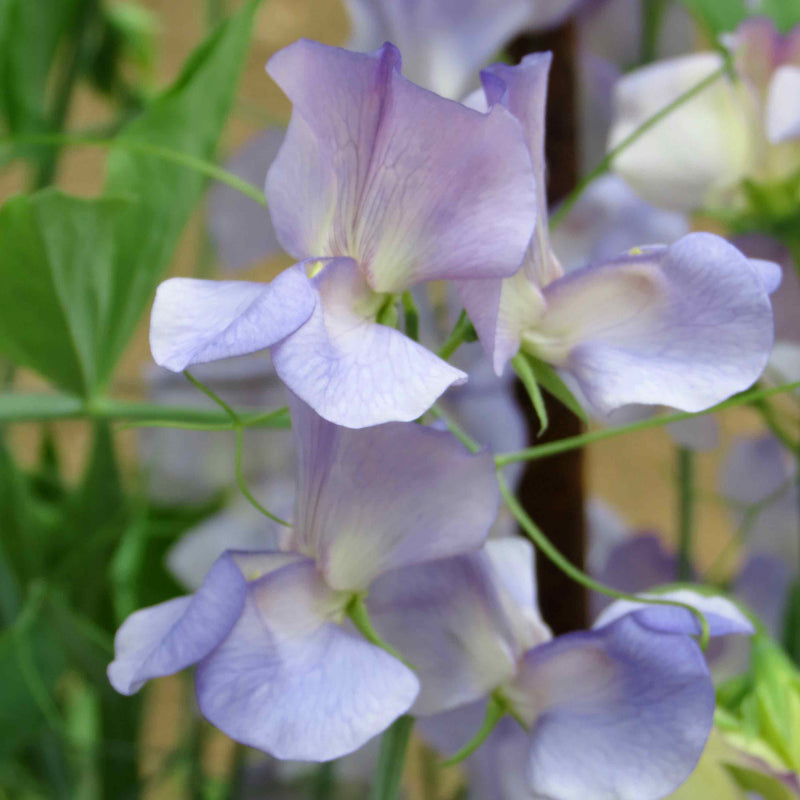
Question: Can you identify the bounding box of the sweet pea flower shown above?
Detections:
[609,19,800,212]
[151,40,538,428]
[457,53,777,416]
[108,394,499,760]
[367,537,753,800]
[344,0,580,100]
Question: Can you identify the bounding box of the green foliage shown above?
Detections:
[681,0,800,35]
[0,192,124,396]
[100,0,261,379]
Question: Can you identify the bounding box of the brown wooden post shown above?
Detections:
[508,21,588,634]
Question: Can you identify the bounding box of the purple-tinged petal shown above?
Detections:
[343,0,534,100]
[368,554,521,716]
[550,174,689,271]
[609,53,753,211]
[591,533,682,616]
[507,616,715,800]
[149,265,315,372]
[721,435,799,564]
[594,589,755,638]
[195,559,418,761]
[734,555,792,639]
[288,392,498,591]
[666,414,720,452]
[207,128,285,272]
[272,258,466,428]
[108,552,249,695]
[767,65,800,143]
[166,480,294,591]
[734,234,800,345]
[266,40,537,292]
[530,233,774,414]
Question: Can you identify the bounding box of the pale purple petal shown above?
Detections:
[343,0,534,99]
[368,554,521,716]
[509,616,715,800]
[108,553,248,695]
[166,480,294,591]
[665,414,720,452]
[734,234,800,344]
[767,65,800,143]
[722,435,798,564]
[594,589,754,638]
[272,258,466,427]
[591,533,682,616]
[288,392,498,590]
[195,559,418,761]
[532,233,775,414]
[207,128,285,271]
[149,265,315,372]
[266,40,537,292]
[550,174,689,271]
[734,555,791,638]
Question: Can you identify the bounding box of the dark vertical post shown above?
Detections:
[508,21,587,634]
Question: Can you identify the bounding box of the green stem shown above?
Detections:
[312,762,336,800]
[0,392,289,429]
[401,291,419,342]
[494,381,800,467]
[512,353,548,435]
[677,447,695,581]
[437,311,474,360]
[346,595,409,665]
[640,0,667,65]
[370,716,414,800]
[4,133,267,207]
[549,62,729,231]
[498,474,710,648]
[439,695,506,767]
[31,1,98,189]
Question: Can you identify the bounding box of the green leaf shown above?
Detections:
[100,0,261,380]
[681,0,800,34]
[0,0,87,142]
[524,353,589,423]
[782,579,800,667]
[512,353,548,435]
[0,191,124,395]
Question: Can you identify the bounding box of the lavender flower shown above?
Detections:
[108,394,499,760]
[368,538,753,800]
[151,40,538,427]
[457,53,777,415]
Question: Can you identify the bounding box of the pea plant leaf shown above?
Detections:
[99,0,262,381]
[681,0,800,35]
[0,191,124,396]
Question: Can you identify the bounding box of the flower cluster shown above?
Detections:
[111,14,782,798]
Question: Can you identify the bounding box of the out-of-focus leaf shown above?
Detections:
[0,0,87,146]
[525,353,589,423]
[681,0,800,34]
[100,0,261,379]
[783,580,800,667]
[0,192,124,395]
[0,586,65,760]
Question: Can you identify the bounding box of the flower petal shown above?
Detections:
[767,64,800,143]
[207,128,286,271]
[108,552,248,695]
[272,258,466,427]
[734,555,792,639]
[368,554,522,716]
[609,53,753,211]
[195,559,418,761]
[149,265,316,372]
[266,40,537,292]
[510,616,715,800]
[343,0,534,100]
[593,588,755,638]
[288,391,498,590]
[531,233,774,414]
